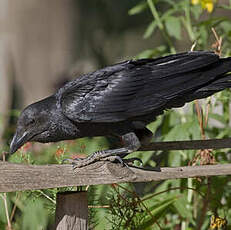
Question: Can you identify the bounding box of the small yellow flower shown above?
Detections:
[191,0,216,13]
[191,0,200,4]
[202,1,214,13]
[210,215,227,229]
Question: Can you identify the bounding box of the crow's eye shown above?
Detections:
[25,118,36,126]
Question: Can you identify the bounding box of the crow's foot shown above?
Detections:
[63,152,125,168]
[63,152,143,169]
[99,156,142,166]
[63,132,142,168]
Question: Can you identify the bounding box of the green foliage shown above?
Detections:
[165,16,182,40]
[131,0,231,56]
[22,199,48,230]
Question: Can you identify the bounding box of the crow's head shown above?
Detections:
[10,97,57,154]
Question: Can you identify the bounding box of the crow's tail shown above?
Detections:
[191,73,231,100]
[163,56,231,109]
[165,72,231,109]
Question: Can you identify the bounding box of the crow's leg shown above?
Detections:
[65,132,141,168]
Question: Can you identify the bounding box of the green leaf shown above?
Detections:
[143,21,157,39]
[22,199,48,230]
[135,46,167,59]
[147,117,163,134]
[128,1,147,15]
[198,25,208,46]
[174,196,193,221]
[163,122,193,141]
[191,4,203,20]
[147,0,164,30]
[141,195,179,228]
[161,0,176,7]
[168,150,182,166]
[165,16,182,40]
[220,21,231,32]
[189,119,201,139]
[149,196,179,214]
[196,17,229,27]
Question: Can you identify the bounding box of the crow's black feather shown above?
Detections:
[60,51,228,122]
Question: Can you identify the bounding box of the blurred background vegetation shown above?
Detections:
[1,0,231,229]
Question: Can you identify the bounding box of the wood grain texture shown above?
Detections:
[1,161,231,192]
[55,192,88,230]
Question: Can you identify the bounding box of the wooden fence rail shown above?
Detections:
[1,161,231,193]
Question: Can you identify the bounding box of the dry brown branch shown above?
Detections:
[211,27,222,56]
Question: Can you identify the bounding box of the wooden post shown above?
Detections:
[55,191,88,230]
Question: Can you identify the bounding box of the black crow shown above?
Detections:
[10,51,231,167]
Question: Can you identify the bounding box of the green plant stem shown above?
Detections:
[147,0,163,30]
[147,0,176,53]
[183,1,195,42]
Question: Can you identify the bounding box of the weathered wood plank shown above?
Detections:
[1,161,231,192]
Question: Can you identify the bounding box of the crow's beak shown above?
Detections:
[10,131,29,154]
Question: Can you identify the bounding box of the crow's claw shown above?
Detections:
[62,155,127,169]
[101,155,124,164]
[62,155,143,169]
[62,158,71,164]
[62,158,81,164]
[123,157,143,166]
[62,158,91,168]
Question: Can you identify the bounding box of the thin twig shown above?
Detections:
[116,184,163,230]
[1,152,12,230]
[211,27,222,56]
[38,190,56,204]
[204,99,211,127]
[191,42,197,51]
[195,100,205,140]
[10,193,20,222]
[0,194,12,230]
[88,205,110,208]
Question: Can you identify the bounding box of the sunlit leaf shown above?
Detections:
[128,1,147,15]
[165,16,181,40]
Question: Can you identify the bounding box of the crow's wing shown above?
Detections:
[60,51,222,122]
